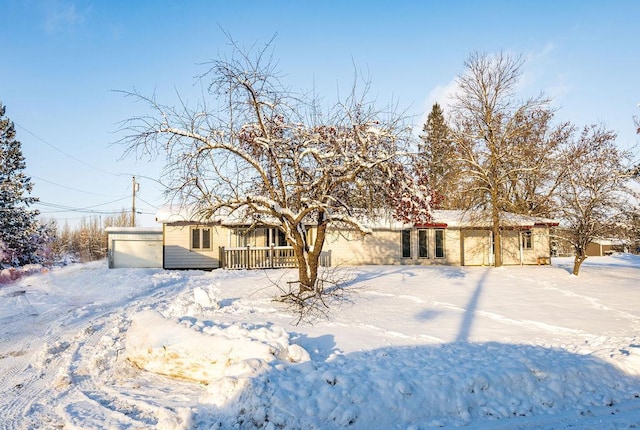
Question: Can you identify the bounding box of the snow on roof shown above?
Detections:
[591,238,630,246]
[105,226,163,233]
[156,206,559,230]
[155,205,257,226]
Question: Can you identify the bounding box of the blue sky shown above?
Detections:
[1,0,638,227]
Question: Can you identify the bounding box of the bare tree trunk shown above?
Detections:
[295,254,318,293]
[293,219,328,293]
[572,250,587,276]
[491,191,503,267]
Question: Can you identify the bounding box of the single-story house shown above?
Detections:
[106,227,163,269]
[153,208,558,270]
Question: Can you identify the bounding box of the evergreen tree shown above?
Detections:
[418,103,459,209]
[0,102,43,268]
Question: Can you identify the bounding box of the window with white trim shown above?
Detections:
[435,229,445,258]
[418,229,429,258]
[191,227,212,250]
[401,229,411,258]
[521,230,532,250]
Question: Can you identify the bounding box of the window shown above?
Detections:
[191,227,212,250]
[202,228,211,249]
[269,228,288,246]
[401,229,411,258]
[232,228,256,247]
[435,229,445,258]
[418,230,429,258]
[191,228,200,249]
[521,230,532,250]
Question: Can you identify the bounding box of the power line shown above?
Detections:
[136,195,160,209]
[36,196,130,213]
[31,175,121,197]
[15,122,119,177]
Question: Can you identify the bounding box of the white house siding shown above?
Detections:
[106,228,163,269]
[462,230,492,266]
[533,226,552,262]
[163,223,225,270]
[323,228,462,266]
[461,227,552,266]
[502,230,521,266]
[323,229,401,266]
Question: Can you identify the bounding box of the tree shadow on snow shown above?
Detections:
[340,265,469,289]
[203,341,640,430]
[552,254,640,277]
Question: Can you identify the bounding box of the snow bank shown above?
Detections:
[223,342,640,429]
[126,310,309,386]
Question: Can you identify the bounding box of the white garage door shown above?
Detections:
[112,239,162,268]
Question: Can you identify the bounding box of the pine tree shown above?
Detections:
[0,102,43,268]
[418,103,458,209]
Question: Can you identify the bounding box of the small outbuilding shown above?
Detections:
[586,238,630,257]
[106,227,163,269]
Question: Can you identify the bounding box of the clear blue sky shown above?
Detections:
[1,0,638,227]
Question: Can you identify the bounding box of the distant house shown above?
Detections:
[586,238,630,257]
[153,208,558,270]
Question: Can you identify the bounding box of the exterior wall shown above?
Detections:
[441,228,461,265]
[106,228,163,269]
[531,226,552,263]
[323,229,401,266]
[322,227,461,266]
[460,226,552,266]
[461,230,492,266]
[501,230,521,265]
[586,242,606,257]
[163,223,226,270]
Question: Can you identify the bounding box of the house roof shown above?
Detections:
[105,227,163,233]
[155,205,254,226]
[591,238,630,246]
[156,205,559,230]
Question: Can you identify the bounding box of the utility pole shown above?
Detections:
[132,176,139,227]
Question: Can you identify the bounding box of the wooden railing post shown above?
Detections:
[269,244,274,268]
[219,246,225,268]
[220,246,297,270]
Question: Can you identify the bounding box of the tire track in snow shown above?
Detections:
[364,288,592,341]
[56,313,161,428]
[505,273,640,326]
[0,269,191,428]
[330,321,445,344]
[0,318,73,429]
[429,299,590,337]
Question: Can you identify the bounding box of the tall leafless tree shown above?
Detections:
[554,124,635,275]
[449,52,554,267]
[119,38,432,312]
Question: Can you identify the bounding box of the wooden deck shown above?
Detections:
[219,246,331,269]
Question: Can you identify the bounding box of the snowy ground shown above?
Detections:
[1,256,640,429]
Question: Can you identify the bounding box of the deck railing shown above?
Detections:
[219,246,331,269]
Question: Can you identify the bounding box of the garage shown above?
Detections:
[106,227,163,269]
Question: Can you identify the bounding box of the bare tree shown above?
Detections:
[449,51,556,267]
[501,108,573,217]
[119,38,431,309]
[554,124,634,275]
